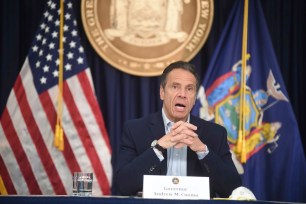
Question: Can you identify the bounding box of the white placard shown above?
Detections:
[143,175,210,200]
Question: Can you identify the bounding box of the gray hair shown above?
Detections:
[160,61,200,92]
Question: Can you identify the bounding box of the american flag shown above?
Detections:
[0,0,112,195]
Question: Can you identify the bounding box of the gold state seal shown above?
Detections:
[81,0,214,76]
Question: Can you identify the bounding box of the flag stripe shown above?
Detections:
[63,81,110,194]
[48,81,102,195]
[39,90,82,174]
[78,70,111,151]
[64,73,105,195]
[75,71,112,178]
[0,109,31,194]
[13,74,56,194]
[0,107,41,194]
[74,71,112,188]
[14,75,66,194]
[0,151,16,194]
[19,60,74,194]
[47,84,97,190]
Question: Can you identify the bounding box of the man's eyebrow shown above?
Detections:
[171,82,181,86]
[186,84,196,87]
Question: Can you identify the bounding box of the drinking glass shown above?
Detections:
[72,172,93,196]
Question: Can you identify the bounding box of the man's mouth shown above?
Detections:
[175,103,186,111]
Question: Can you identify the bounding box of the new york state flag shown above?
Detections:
[192,0,306,202]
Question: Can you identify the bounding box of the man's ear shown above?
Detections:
[160,86,165,100]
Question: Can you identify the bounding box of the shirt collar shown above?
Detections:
[162,108,190,128]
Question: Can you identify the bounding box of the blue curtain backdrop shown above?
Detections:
[1,0,305,198]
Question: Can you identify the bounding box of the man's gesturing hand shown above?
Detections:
[171,121,206,152]
[158,121,207,152]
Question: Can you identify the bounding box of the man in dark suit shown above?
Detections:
[114,61,242,198]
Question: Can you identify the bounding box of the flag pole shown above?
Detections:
[54,0,65,151]
[237,0,249,163]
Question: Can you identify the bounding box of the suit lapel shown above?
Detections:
[149,110,166,140]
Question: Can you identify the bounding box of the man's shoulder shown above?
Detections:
[124,111,162,126]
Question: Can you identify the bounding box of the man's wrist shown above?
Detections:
[196,145,209,160]
[151,140,166,153]
[152,148,165,161]
[196,144,208,153]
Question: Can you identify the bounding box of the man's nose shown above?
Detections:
[178,88,187,98]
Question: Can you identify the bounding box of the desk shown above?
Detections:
[0,196,289,204]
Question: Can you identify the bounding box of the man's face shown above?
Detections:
[160,68,197,122]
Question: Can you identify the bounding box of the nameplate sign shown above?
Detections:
[143,175,210,200]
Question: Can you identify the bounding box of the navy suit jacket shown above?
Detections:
[115,110,241,198]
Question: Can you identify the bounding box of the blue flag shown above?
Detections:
[192,0,306,202]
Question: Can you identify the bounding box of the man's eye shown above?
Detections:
[187,87,194,92]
